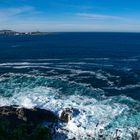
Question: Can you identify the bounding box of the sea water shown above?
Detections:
[0,32,140,139]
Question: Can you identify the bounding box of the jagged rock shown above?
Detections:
[0,106,58,123]
[59,108,73,123]
[0,105,59,140]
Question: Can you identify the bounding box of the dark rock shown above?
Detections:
[59,107,80,123]
[0,106,58,140]
[59,108,72,123]
[0,106,58,123]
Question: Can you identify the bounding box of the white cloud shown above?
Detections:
[76,13,123,20]
[0,6,34,22]
[0,7,139,32]
[0,6,33,16]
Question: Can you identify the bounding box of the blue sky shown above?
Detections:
[0,0,140,32]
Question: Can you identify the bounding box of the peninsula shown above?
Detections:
[0,30,48,36]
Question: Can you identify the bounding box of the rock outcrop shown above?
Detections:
[59,108,73,123]
[0,106,58,140]
[0,105,58,123]
[59,107,80,123]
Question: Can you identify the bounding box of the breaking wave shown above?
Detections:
[0,73,140,139]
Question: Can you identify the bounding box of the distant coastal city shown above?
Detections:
[0,30,48,35]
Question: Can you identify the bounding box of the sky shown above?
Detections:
[0,0,140,32]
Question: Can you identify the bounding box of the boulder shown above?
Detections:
[59,108,73,123]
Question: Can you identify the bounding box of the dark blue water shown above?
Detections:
[0,32,140,99]
[0,32,140,60]
[0,32,140,139]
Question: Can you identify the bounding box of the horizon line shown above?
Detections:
[0,29,140,34]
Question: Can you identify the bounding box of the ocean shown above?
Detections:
[0,32,140,139]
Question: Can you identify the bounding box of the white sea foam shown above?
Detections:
[0,62,52,66]
[13,64,117,87]
[0,62,31,66]
[0,89,137,139]
[0,74,140,139]
[119,58,138,62]
[83,58,110,61]
[26,59,62,61]
[68,69,116,86]
[106,83,140,90]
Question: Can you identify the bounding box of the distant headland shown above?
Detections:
[0,30,48,36]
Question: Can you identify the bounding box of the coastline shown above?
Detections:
[1,105,140,140]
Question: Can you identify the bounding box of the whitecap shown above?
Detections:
[0,74,140,139]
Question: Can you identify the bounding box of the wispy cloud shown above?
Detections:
[76,13,123,20]
[0,6,34,16]
[0,6,35,22]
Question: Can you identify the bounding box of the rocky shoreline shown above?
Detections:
[0,105,77,140]
[0,106,72,140]
[2,106,139,140]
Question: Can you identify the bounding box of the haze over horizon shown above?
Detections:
[0,0,140,32]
